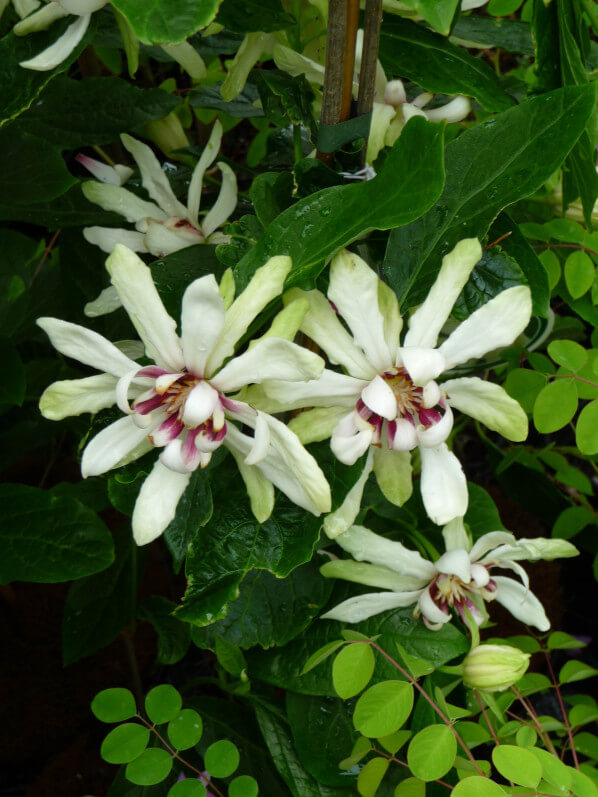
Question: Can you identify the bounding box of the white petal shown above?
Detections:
[181,381,220,427]
[321,560,427,592]
[336,524,436,581]
[483,537,578,564]
[470,563,491,588]
[202,161,237,238]
[144,221,200,257]
[422,381,441,408]
[37,317,138,378]
[132,461,191,545]
[58,0,105,12]
[244,411,270,465]
[321,591,423,623]
[106,244,184,372]
[82,182,166,223]
[492,576,550,632]
[331,413,374,466]
[262,369,366,412]
[435,549,471,583]
[226,444,275,522]
[121,134,188,219]
[392,418,418,451]
[206,256,292,375]
[76,154,127,185]
[443,377,528,442]
[417,587,452,626]
[384,79,407,106]
[180,274,225,376]
[84,285,124,318]
[492,559,529,589]
[366,102,397,164]
[328,249,392,372]
[419,444,467,525]
[442,516,470,553]
[14,3,66,35]
[416,403,454,448]
[83,226,147,256]
[40,374,119,420]
[323,450,374,539]
[361,375,397,420]
[439,285,532,369]
[425,96,471,123]
[187,120,222,226]
[211,338,324,394]
[469,531,516,563]
[19,13,89,70]
[378,279,403,364]
[404,238,482,349]
[160,438,196,473]
[161,41,206,81]
[399,347,446,385]
[81,415,153,477]
[273,43,325,85]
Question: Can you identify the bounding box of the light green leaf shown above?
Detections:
[394,778,425,797]
[229,775,259,797]
[302,641,346,675]
[576,399,598,454]
[533,379,578,433]
[504,369,546,415]
[565,251,595,299]
[539,249,561,291]
[111,0,222,44]
[358,757,389,797]
[125,748,173,785]
[451,776,507,796]
[407,725,457,782]
[167,709,203,751]
[91,688,137,723]
[168,779,207,796]
[353,681,414,738]
[559,660,598,684]
[145,685,182,725]
[492,745,542,788]
[547,340,588,371]
[205,740,240,778]
[101,723,149,764]
[488,0,524,15]
[332,643,375,699]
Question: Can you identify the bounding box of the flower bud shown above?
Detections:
[463,644,530,693]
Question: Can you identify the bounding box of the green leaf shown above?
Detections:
[189,83,264,118]
[302,641,345,675]
[488,0,524,15]
[168,709,203,751]
[249,171,295,228]
[576,399,598,454]
[548,631,587,650]
[340,737,372,770]
[379,17,514,111]
[533,379,578,433]
[162,463,214,572]
[504,369,546,415]
[452,16,534,55]
[403,0,460,36]
[204,740,240,778]
[383,85,597,309]
[565,251,595,299]
[515,726,537,747]
[62,528,139,665]
[214,635,247,678]
[91,688,137,723]
[332,643,376,699]
[0,484,113,584]
[547,340,588,371]
[18,77,180,148]
[0,337,25,407]
[451,777,506,797]
[145,685,183,725]
[216,0,294,32]
[111,0,222,44]
[168,780,207,796]
[125,747,173,785]
[256,70,316,135]
[531,748,572,794]
[559,660,598,684]
[406,726,457,782]
[357,757,389,797]
[101,723,150,764]
[234,117,444,291]
[539,249,561,292]
[492,745,542,788]
[379,731,411,755]
[394,778,425,797]
[229,775,259,797]
[354,681,414,738]
[138,596,191,665]
[452,248,526,321]
[0,183,121,229]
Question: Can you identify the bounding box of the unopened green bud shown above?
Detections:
[463,644,530,693]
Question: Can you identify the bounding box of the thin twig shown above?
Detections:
[371,748,452,789]
[510,686,559,758]
[474,691,500,747]
[542,651,579,769]
[30,230,61,286]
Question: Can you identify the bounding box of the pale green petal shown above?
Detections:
[442,516,470,553]
[19,13,89,69]
[187,120,222,227]
[219,268,235,309]
[106,244,185,372]
[40,374,119,420]
[83,226,146,255]
[272,43,325,85]
[373,445,412,507]
[443,377,528,442]
[420,443,468,525]
[377,278,403,364]
[161,41,206,81]
[121,134,188,218]
[14,2,66,35]
[288,406,349,444]
[469,531,516,563]
[252,297,309,346]
[323,452,374,539]
[483,537,578,564]
[82,181,167,223]
[84,285,123,318]
[144,221,199,257]
[221,32,274,101]
[202,161,237,238]
[321,559,426,591]
[284,287,376,380]
[439,285,533,369]
[263,369,364,411]
[132,460,191,545]
[206,255,292,375]
[366,102,396,164]
[336,523,436,580]
[13,0,41,20]
[492,576,550,632]
[226,444,275,522]
[404,238,482,349]
[321,591,422,623]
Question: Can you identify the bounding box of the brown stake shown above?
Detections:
[320,0,347,129]
[356,0,383,118]
[341,0,360,122]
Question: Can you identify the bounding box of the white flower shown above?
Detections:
[38,245,331,545]
[81,121,237,317]
[256,240,531,530]
[320,519,578,631]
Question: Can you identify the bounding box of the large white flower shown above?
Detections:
[38,245,331,545]
[320,520,578,631]
[255,240,531,530]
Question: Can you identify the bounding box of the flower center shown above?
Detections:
[425,571,497,627]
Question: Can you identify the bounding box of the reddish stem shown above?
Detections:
[30,229,61,286]
[542,651,579,769]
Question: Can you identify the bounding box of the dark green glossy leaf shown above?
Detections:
[125,747,173,785]
[235,117,444,290]
[92,688,137,723]
[163,465,214,572]
[216,0,294,32]
[379,17,515,111]
[0,337,25,407]
[0,484,113,584]
[452,248,525,321]
[146,685,182,725]
[452,15,534,54]
[0,125,75,203]
[62,528,140,665]
[383,85,596,309]
[255,69,316,135]
[188,83,264,118]
[138,596,191,665]
[0,183,122,228]
[111,0,221,44]
[101,723,150,764]
[249,171,294,228]
[18,77,180,148]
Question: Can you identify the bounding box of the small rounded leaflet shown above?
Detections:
[204,739,240,778]
[353,680,414,738]
[332,642,375,699]
[492,745,542,789]
[406,725,457,781]
[451,776,507,797]
[92,687,137,723]
[167,709,203,751]
[145,684,183,725]
[357,756,389,796]
[125,747,173,786]
[229,775,259,797]
[100,723,149,764]
[168,779,207,796]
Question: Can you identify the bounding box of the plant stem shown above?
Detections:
[474,691,500,746]
[372,748,452,789]
[510,686,559,757]
[542,650,579,769]
[369,642,484,775]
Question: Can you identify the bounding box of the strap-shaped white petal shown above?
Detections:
[161,41,206,82]
[329,249,392,372]
[419,443,467,525]
[417,587,452,625]
[19,13,89,69]
[82,181,167,223]
[181,274,225,376]
[221,32,272,102]
[425,96,471,123]
[330,413,374,466]
[443,377,528,442]
[321,591,423,623]
[439,285,532,369]
[244,411,270,465]
[416,403,454,448]
[262,368,365,412]
[321,560,426,592]
[442,516,470,553]
[323,450,374,539]
[361,375,397,420]
[40,374,119,420]
[58,0,105,13]
[492,576,550,632]
[121,134,188,219]
[469,531,516,563]
[132,460,191,545]
[336,524,436,581]
[81,415,154,477]
[187,121,223,227]
[399,347,446,386]
[83,226,147,255]
[404,238,482,349]
[106,244,185,372]
[482,537,578,564]
[202,162,238,239]
[435,549,472,583]
[37,317,139,377]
